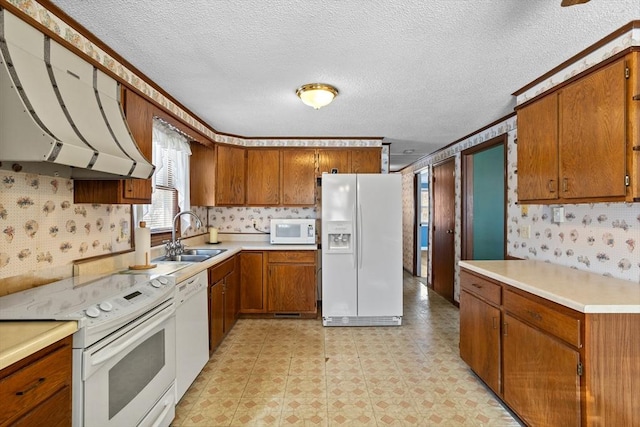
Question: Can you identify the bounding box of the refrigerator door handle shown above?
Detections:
[358,203,363,269]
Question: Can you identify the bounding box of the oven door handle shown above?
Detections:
[89,310,174,367]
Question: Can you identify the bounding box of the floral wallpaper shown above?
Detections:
[507,133,639,282]
[516,28,640,105]
[403,117,639,303]
[0,170,132,290]
[4,3,382,151]
[185,206,317,236]
[401,173,415,272]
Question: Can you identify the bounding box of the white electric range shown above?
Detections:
[0,272,178,427]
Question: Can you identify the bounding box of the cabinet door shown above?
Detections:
[351,148,381,173]
[240,252,266,313]
[559,59,627,199]
[318,149,350,174]
[459,291,501,394]
[246,149,280,205]
[517,94,559,201]
[190,143,216,206]
[503,314,581,427]
[281,149,316,205]
[216,145,246,205]
[223,266,239,333]
[267,263,316,313]
[209,281,225,352]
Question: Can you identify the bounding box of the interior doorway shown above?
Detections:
[431,158,455,304]
[415,170,429,278]
[462,135,507,260]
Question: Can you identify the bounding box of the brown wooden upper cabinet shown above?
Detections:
[317,147,382,175]
[318,149,351,175]
[517,55,637,204]
[281,149,317,206]
[246,148,281,205]
[351,148,382,173]
[190,142,216,206]
[74,88,154,204]
[215,144,246,206]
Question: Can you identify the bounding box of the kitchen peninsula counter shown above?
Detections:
[0,321,77,370]
[459,260,640,313]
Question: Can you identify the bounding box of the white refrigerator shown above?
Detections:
[321,173,403,326]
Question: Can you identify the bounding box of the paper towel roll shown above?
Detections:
[209,227,218,243]
[135,221,151,266]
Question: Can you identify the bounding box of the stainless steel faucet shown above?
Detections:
[165,210,203,257]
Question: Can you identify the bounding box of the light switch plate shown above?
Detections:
[552,207,565,223]
[519,225,531,238]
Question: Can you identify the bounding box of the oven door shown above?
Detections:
[82,301,176,427]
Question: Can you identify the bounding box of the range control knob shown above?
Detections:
[86,306,100,318]
[99,301,113,312]
[150,279,161,288]
[158,277,169,285]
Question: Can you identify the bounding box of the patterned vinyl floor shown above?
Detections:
[171,273,521,426]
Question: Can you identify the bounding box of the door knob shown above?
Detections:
[446,229,454,234]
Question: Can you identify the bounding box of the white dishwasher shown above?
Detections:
[175,270,209,401]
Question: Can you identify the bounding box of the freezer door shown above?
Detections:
[322,174,358,317]
[356,174,403,317]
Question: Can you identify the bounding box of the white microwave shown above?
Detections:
[270,219,316,244]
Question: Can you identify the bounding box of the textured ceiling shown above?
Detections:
[49,0,640,171]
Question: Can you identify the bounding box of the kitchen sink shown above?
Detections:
[181,248,226,257]
[152,249,226,263]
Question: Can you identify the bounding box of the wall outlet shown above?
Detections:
[519,225,531,239]
[552,207,565,223]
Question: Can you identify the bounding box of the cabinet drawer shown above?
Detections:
[210,257,235,283]
[504,289,582,348]
[460,270,501,305]
[0,343,71,426]
[268,251,316,264]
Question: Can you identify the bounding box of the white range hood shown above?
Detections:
[0,9,154,179]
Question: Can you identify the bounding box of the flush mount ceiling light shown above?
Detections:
[296,83,339,109]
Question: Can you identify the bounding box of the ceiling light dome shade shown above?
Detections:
[296,83,338,109]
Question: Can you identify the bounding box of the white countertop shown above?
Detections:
[121,237,318,283]
[0,321,77,370]
[459,260,640,314]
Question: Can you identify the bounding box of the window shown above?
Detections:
[137,119,191,241]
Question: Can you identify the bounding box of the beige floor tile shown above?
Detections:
[280,411,329,427]
[253,357,292,375]
[326,411,378,426]
[243,375,288,398]
[177,274,520,426]
[325,375,369,399]
[324,357,363,376]
[289,357,327,376]
[285,375,327,398]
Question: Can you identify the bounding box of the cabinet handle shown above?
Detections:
[527,310,542,321]
[126,180,133,192]
[548,179,555,193]
[492,317,497,329]
[16,377,45,395]
[472,283,482,289]
[562,178,568,193]
[503,322,508,336]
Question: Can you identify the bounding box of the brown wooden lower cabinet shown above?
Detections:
[240,250,318,315]
[208,255,239,353]
[503,313,581,427]
[0,336,72,427]
[239,251,266,313]
[460,268,640,427]
[459,290,500,394]
[267,251,317,314]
